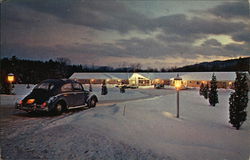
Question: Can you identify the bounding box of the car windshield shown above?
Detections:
[35,82,55,90]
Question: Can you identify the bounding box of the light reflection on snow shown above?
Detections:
[162,111,175,118]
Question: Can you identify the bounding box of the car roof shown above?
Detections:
[41,79,77,85]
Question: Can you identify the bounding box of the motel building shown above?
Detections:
[70,72,249,89]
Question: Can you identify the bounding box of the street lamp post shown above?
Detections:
[7,73,15,94]
[174,74,182,118]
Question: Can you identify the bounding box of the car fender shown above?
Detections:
[48,95,68,110]
[86,93,98,103]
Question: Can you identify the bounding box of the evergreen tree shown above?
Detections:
[199,83,204,96]
[0,71,11,94]
[204,84,209,99]
[229,72,249,130]
[208,73,219,106]
[0,81,11,94]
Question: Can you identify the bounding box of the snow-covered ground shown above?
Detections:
[0,85,249,160]
[85,84,150,102]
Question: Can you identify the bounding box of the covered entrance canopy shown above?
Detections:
[129,73,151,86]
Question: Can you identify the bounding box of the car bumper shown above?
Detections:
[15,103,49,112]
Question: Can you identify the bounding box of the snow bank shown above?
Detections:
[84,84,149,102]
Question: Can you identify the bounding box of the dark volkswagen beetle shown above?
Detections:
[16,79,98,114]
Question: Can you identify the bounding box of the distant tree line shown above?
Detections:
[0,56,156,84]
[1,56,81,84]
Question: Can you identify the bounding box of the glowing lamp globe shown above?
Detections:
[7,73,15,83]
[174,74,182,90]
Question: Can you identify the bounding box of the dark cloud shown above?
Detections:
[3,43,59,60]
[154,15,246,36]
[2,43,107,65]
[195,42,249,57]
[8,0,247,35]
[232,30,250,43]
[56,43,126,58]
[156,32,205,44]
[202,39,222,47]
[208,1,249,19]
[115,35,249,59]
[14,0,149,33]
[116,38,169,58]
[223,43,250,55]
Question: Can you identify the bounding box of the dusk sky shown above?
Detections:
[1,0,250,69]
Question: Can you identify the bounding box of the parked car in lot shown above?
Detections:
[16,79,98,115]
[154,84,164,89]
[127,85,139,89]
[115,84,138,89]
[115,84,127,88]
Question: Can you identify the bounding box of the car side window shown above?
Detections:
[61,83,73,92]
[73,82,83,91]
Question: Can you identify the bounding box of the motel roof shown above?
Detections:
[138,72,185,80]
[106,73,133,80]
[178,72,240,81]
[70,72,120,80]
[70,72,247,81]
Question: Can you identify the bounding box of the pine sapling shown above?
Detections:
[209,73,219,106]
